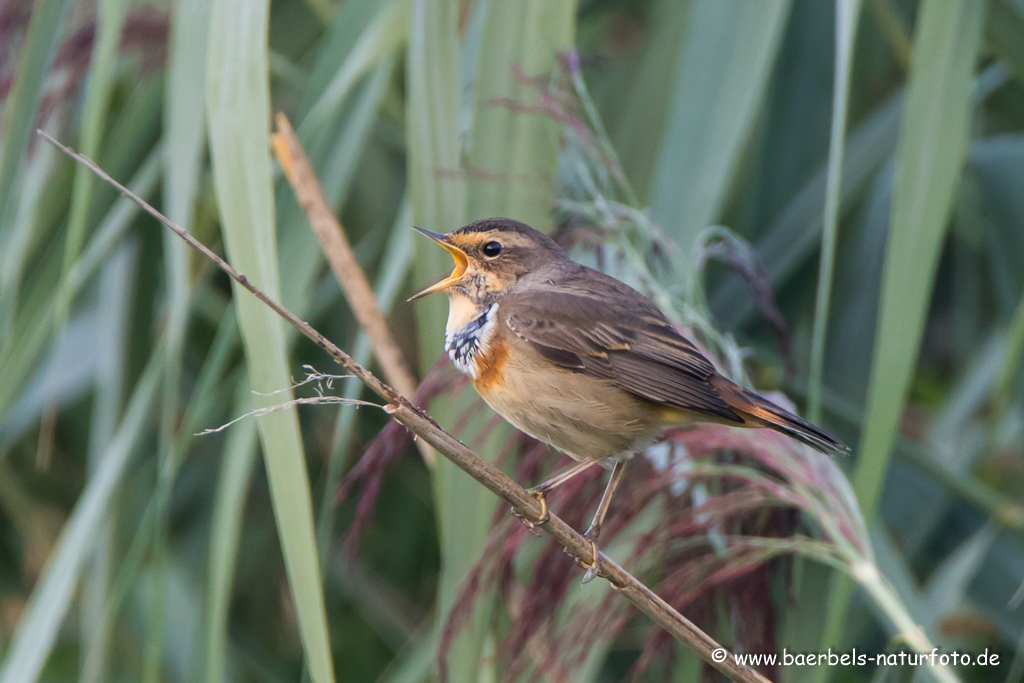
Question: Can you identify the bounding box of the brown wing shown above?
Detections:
[504,289,742,423]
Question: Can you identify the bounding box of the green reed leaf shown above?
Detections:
[206,0,335,680]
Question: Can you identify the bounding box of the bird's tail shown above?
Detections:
[710,375,849,456]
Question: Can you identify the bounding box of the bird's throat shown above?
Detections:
[445,299,498,379]
[444,292,480,333]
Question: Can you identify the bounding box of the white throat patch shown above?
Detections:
[445,303,498,379]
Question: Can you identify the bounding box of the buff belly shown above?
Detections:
[472,350,663,464]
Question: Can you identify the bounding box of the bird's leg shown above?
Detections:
[579,459,627,584]
[513,459,599,531]
[583,459,626,543]
[531,458,599,495]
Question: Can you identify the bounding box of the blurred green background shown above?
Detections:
[0,0,1023,681]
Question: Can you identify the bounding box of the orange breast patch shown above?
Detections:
[471,336,509,393]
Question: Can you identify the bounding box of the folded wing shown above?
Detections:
[505,290,743,424]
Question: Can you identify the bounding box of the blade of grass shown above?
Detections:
[301,0,334,25]
[922,525,996,624]
[0,348,163,683]
[0,0,72,333]
[971,136,1024,316]
[820,0,986,660]
[866,0,912,71]
[0,125,58,337]
[986,0,1024,83]
[59,0,128,320]
[609,0,693,203]
[164,0,209,320]
[855,0,986,553]
[299,0,380,115]
[0,311,97,445]
[315,59,394,212]
[466,0,576,231]
[0,0,71,240]
[988,283,1024,452]
[206,381,259,683]
[0,147,161,422]
[279,0,405,314]
[375,622,435,683]
[13,74,163,295]
[81,75,166,231]
[206,1,334,681]
[808,0,863,422]
[650,0,791,276]
[144,0,210,676]
[817,160,893,409]
[301,0,409,139]
[738,0,835,242]
[79,243,134,683]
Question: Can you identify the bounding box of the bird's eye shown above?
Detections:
[482,241,502,258]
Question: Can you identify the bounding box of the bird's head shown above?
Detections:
[408,218,566,305]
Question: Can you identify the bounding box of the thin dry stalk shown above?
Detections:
[40,130,773,683]
[270,113,435,468]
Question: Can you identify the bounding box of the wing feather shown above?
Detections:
[505,289,742,423]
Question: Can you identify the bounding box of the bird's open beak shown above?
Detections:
[408,227,469,301]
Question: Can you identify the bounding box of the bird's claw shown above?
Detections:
[577,538,601,584]
[510,489,549,534]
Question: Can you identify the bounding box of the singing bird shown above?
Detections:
[410,218,847,580]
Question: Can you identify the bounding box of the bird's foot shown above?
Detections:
[510,489,549,534]
[578,526,602,584]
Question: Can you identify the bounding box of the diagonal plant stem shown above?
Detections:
[270,112,434,468]
[38,129,773,683]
